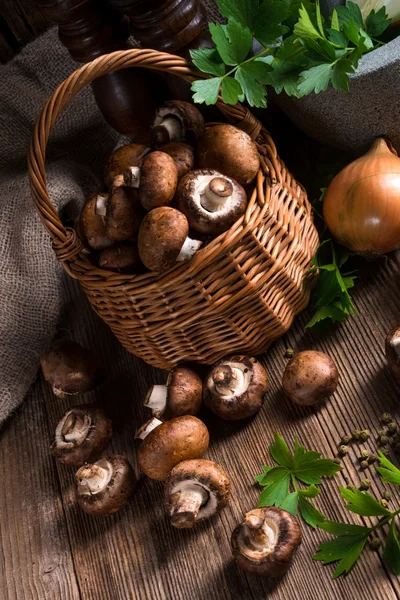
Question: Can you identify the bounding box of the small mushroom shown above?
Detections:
[98,243,141,273]
[144,366,202,419]
[124,151,178,211]
[105,186,145,242]
[159,142,195,179]
[197,124,260,187]
[165,459,230,529]
[40,339,101,397]
[385,325,400,377]
[177,169,248,234]
[51,405,112,467]
[75,455,135,516]
[282,350,338,406]
[79,193,114,250]
[203,356,269,420]
[138,207,202,271]
[151,100,204,147]
[231,507,302,577]
[137,415,209,481]
[104,143,150,188]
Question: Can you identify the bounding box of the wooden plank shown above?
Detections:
[0,0,50,62]
[0,384,81,600]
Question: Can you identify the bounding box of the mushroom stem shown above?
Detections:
[212,364,246,396]
[170,486,209,528]
[95,193,108,216]
[135,417,163,440]
[201,177,234,212]
[176,237,203,262]
[391,336,400,357]
[144,385,168,416]
[123,166,141,188]
[152,117,183,146]
[244,513,276,551]
[60,412,90,443]
[77,460,112,495]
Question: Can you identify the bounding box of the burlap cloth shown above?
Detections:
[0,2,220,425]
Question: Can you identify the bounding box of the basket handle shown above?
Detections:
[28,48,263,262]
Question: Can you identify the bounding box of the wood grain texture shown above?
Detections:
[0,0,50,63]
[2,251,400,599]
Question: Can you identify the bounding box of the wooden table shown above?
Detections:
[1,250,400,600]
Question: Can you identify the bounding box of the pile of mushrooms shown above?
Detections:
[76,100,260,273]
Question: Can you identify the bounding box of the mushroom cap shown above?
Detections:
[177,169,248,235]
[138,415,210,481]
[40,339,101,396]
[138,207,189,271]
[76,455,136,517]
[165,459,230,528]
[282,350,338,406]
[197,124,260,187]
[104,143,149,187]
[385,325,400,377]
[165,366,203,419]
[105,187,145,242]
[231,507,302,576]
[139,151,178,211]
[51,404,112,467]
[80,194,114,251]
[152,100,205,146]
[159,142,195,179]
[203,356,269,420]
[98,243,140,273]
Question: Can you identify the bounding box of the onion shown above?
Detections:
[323,138,400,257]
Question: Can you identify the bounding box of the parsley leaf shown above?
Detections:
[376,452,400,486]
[191,78,222,105]
[331,58,355,91]
[366,6,391,36]
[383,520,400,575]
[294,4,322,40]
[190,48,225,77]
[314,532,370,578]
[255,434,340,527]
[221,77,244,104]
[340,486,392,517]
[253,0,291,46]
[216,0,259,31]
[297,62,333,96]
[209,19,252,66]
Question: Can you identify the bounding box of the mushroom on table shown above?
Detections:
[144,366,203,419]
[282,350,339,406]
[385,325,400,377]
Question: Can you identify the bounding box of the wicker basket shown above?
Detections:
[28,49,319,370]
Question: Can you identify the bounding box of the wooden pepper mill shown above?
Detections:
[36,0,164,140]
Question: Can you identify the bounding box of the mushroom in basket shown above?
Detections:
[124,151,178,211]
[150,100,204,147]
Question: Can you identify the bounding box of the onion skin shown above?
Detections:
[323,138,400,257]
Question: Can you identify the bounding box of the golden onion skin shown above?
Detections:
[323,138,400,257]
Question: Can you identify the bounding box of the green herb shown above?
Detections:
[314,453,400,578]
[255,433,341,527]
[190,0,391,107]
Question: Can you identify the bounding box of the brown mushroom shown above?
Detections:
[231,507,302,576]
[203,356,269,420]
[124,151,178,211]
[40,339,101,397]
[144,366,202,419]
[385,325,400,377]
[165,459,230,528]
[177,169,248,234]
[138,207,202,271]
[79,193,114,250]
[282,350,338,406]
[104,143,150,188]
[75,455,135,516]
[151,100,204,147]
[51,405,112,467]
[137,415,209,481]
[197,124,260,187]
[98,243,140,273]
[159,142,195,179]
[105,186,145,242]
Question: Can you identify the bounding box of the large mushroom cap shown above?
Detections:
[51,405,112,467]
[159,142,195,179]
[79,193,114,251]
[76,455,136,517]
[231,507,302,576]
[138,151,178,211]
[138,415,209,481]
[98,243,140,273]
[105,187,145,242]
[165,459,230,528]
[104,143,149,188]
[138,207,189,271]
[177,169,248,235]
[204,356,269,420]
[282,350,338,406]
[40,339,101,397]
[385,325,400,377]
[197,124,260,187]
[145,366,203,419]
[151,100,205,147]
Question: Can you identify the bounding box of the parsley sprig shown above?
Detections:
[255,433,341,527]
[190,0,391,107]
[314,452,400,578]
